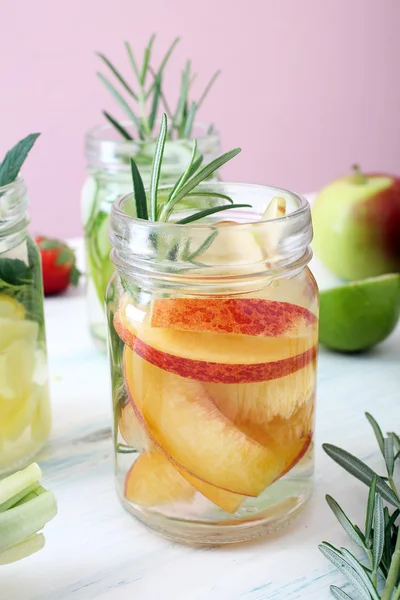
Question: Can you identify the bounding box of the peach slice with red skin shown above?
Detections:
[124,346,286,497]
[150,298,317,337]
[114,309,317,384]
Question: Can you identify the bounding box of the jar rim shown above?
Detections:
[111,181,310,231]
[85,121,220,171]
[110,181,313,284]
[86,120,219,145]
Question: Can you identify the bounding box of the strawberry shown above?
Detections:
[35,236,81,296]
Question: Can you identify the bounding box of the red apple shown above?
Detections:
[312,166,400,280]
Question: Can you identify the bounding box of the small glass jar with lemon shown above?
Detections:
[0,137,51,474]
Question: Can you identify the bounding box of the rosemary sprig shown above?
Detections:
[97,35,220,141]
[129,114,249,225]
[320,414,400,599]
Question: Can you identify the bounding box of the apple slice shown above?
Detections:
[125,451,195,506]
[124,346,286,497]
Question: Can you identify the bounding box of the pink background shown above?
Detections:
[1,0,399,238]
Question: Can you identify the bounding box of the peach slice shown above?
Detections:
[125,451,195,506]
[119,379,244,512]
[204,359,316,424]
[124,346,286,497]
[150,298,317,337]
[114,309,317,384]
[125,448,244,513]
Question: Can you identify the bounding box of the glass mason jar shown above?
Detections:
[106,182,319,545]
[81,122,221,350]
[0,178,51,475]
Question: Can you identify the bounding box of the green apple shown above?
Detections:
[312,166,400,280]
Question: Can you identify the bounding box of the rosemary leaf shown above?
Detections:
[186,191,233,204]
[148,73,162,132]
[176,203,251,225]
[97,73,144,139]
[330,586,353,600]
[146,37,180,98]
[339,547,379,597]
[103,112,133,140]
[183,101,197,139]
[373,493,385,571]
[365,475,377,547]
[390,433,400,453]
[187,230,219,261]
[130,159,148,220]
[187,154,204,178]
[171,148,242,205]
[97,53,138,100]
[384,437,395,478]
[141,34,156,86]
[325,495,365,548]
[150,113,167,220]
[197,69,221,109]
[125,41,141,80]
[322,444,400,509]
[365,413,385,455]
[161,139,199,220]
[148,66,173,119]
[319,543,377,600]
[174,61,191,130]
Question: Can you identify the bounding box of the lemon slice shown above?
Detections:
[319,274,400,352]
[0,295,25,320]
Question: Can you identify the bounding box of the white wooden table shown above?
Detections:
[2,241,399,600]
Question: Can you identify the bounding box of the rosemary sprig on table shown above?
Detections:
[97,35,220,141]
[320,414,400,599]
[130,113,250,224]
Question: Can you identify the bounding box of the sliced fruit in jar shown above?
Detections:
[150,298,317,337]
[0,339,36,400]
[114,302,317,384]
[114,313,317,384]
[204,359,316,424]
[0,295,25,320]
[31,388,52,443]
[124,347,286,497]
[125,451,195,506]
[119,402,149,449]
[0,318,38,352]
[120,385,245,511]
[0,384,41,441]
[205,375,315,472]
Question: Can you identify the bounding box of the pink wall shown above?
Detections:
[1,0,399,238]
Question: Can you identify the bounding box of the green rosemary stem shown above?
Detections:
[392,585,400,600]
[382,528,400,600]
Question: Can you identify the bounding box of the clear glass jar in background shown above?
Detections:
[81,121,221,351]
[106,182,319,545]
[0,178,51,475]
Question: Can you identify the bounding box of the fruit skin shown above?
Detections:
[319,274,400,352]
[312,171,400,280]
[115,312,317,383]
[151,298,317,337]
[35,237,81,296]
